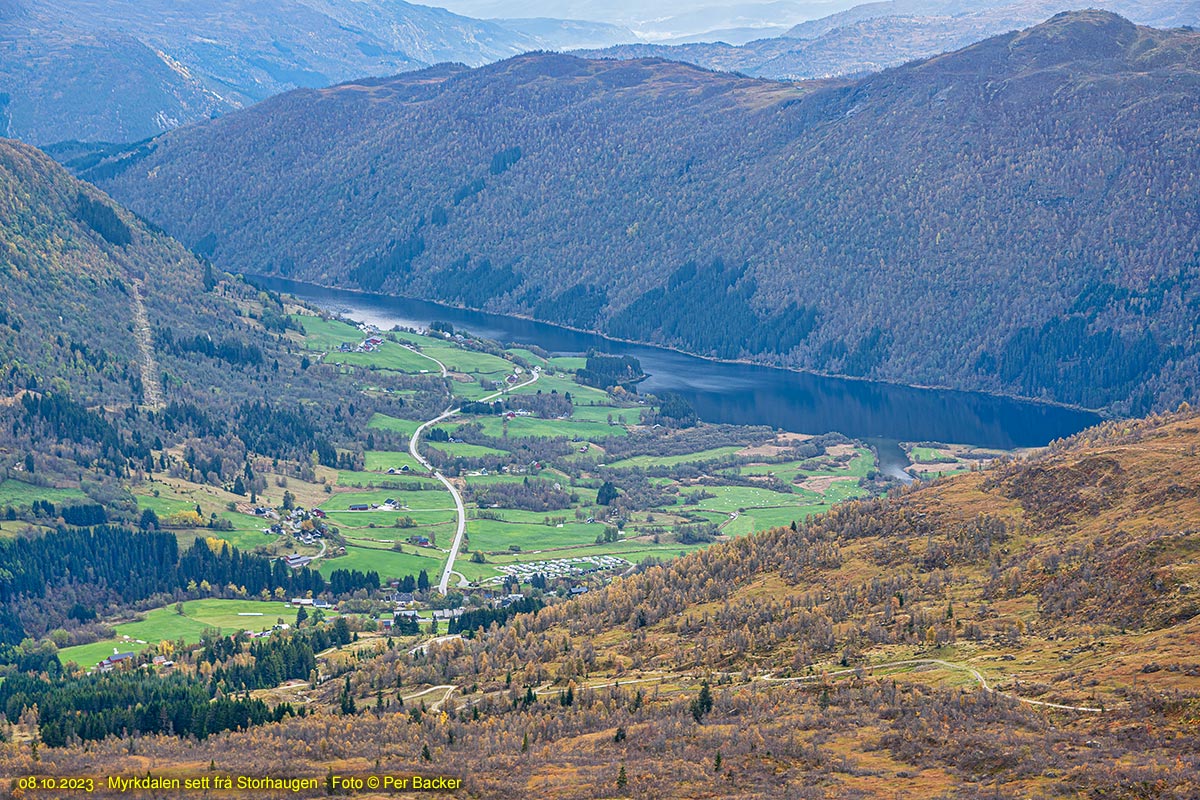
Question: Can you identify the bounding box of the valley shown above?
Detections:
[4,404,1199,797]
[1,7,1198,798]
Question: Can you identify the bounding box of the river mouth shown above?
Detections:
[253,275,1103,463]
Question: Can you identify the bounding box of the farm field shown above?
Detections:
[365,414,422,437]
[293,314,362,350]
[331,345,438,374]
[0,479,88,508]
[58,599,297,669]
[427,441,512,459]
[317,542,445,580]
[902,441,1000,479]
[453,414,628,440]
[605,445,744,469]
[362,449,426,474]
[99,324,901,591]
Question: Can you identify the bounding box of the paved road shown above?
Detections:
[402,344,449,377]
[405,366,541,595]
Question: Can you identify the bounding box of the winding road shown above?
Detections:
[401,344,449,378]
[405,360,540,594]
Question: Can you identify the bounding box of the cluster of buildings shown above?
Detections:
[494,555,629,583]
[254,505,330,546]
[96,649,176,674]
[346,497,406,512]
[289,598,334,610]
[251,505,335,570]
[337,335,385,353]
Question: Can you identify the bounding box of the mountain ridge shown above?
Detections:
[85,12,1200,414]
[0,0,640,145]
[576,0,1200,79]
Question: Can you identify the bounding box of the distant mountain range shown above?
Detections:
[8,0,1199,146]
[433,0,865,43]
[0,0,636,144]
[577,0,1200,78]
[79,12,1200,414]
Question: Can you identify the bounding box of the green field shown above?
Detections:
[335,470,440,491]
[605,446,744,469]
[391,332,515,377]
[465,518,602,553]
[295,314,362,350]
[720,504,830,536]
[569,405,636,424]
[324,510,457,538]
[0,479,88,508]
[506,348,549,366]
[910,446,942,462]
[365,414,422,438]
[548,356,587,371]
[58,599,296,669]
[427,441,513,459]
[511,372,611,403]
[453,414,627,441]
[362,450,425,474]
[331,345,441,374]
[131,487,279,553]
[325,487,454,512]
[319,542,445,579]
[673,485,806,514]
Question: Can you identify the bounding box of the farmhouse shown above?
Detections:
[99,650,135,672]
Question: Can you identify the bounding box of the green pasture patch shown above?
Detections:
[427,441,513,459]
[0,479,88,508]
[319,543,445,579]
[604,446,743,469]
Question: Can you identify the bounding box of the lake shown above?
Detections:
[253,276,1102,477]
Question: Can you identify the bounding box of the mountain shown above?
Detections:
[84,12,1200,414]
[578,0,1200,79]
[0,0,558,145]
[0,136,399,477]
[0,136,222,408]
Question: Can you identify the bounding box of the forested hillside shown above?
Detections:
[1,137,365,411]
[88,12,1200,413]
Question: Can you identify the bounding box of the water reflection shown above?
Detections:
[253,276,1101,454]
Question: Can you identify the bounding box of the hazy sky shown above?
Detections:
[425,0,865,41]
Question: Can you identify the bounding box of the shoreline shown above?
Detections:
[248,272,1108,419]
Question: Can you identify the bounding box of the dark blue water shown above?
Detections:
[255,276,1102,473]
